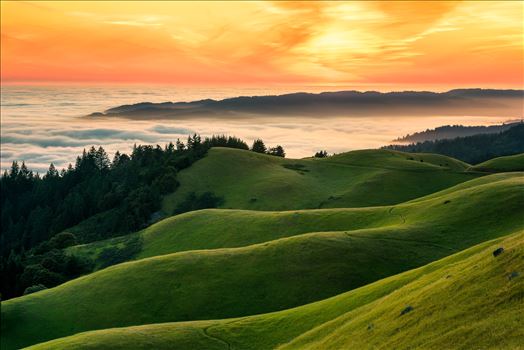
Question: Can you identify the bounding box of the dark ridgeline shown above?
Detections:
[385,123,524,164]
[0,134,285,300]
[394,121,522,143]
[89,89,524,120]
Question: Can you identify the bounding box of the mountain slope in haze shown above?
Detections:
[385,124,524,164]
[2,173,523,349]
[87,89,524,120]
[26,231,524,350]
[393,121,521,143]
[161,148,476,214]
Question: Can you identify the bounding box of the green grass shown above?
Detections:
[469,153,524,172]
[162,148,478,213]
[70,172,521,266]
[2,174,523,349]
[26,231,524,350]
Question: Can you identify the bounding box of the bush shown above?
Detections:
[174,192,224,215]
[23,284,47,295]
[49,232,77,249]
[97,235,143,269]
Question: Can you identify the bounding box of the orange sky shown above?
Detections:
[1,1,523,87]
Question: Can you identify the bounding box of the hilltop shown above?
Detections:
[161,147,476,214]
[469,153,524,172]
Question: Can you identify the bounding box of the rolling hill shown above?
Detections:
[2,173,523,349]
[469,153,524,173]
[25,230,524,350]
[161,147,477,214]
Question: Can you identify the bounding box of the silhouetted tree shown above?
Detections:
[268,145,286,157]
[251,139,267,154]
[314,150,328,158]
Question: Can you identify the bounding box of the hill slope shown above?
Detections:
[73,173,516,268]
[385,123,524,164]
[469,153,524,172]
[2,174,523,349]
[162,148,476,214]
[27,231,524,350]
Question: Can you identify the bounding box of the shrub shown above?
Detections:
[97,235,143,269]
[23,284,47,295]
[49,232,77,249]
[174,192,224,215]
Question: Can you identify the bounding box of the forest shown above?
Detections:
[0,135,283,299]
[385,123,524,164]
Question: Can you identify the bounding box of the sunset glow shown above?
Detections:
[2,1,523,87]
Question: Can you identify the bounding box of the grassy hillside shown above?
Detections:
[70,173,520,268]
[2,174,523,349]
[27,231,524,350]
[162,148,477,213]
[469,153,524,172]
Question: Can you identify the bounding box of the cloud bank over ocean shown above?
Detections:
[2,86,521,173]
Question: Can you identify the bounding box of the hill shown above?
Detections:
[385,124,524,164]
[162,148,476,214]
[72,172,518,268]
[2,173,523,349]
[393,121,521,143]
[26,230,524,350]
[88,89,524,120]
[469,153,524,173]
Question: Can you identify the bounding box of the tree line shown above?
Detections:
[384,123,524,164]
[0,134,280,299]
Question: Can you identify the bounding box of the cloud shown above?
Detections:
[148,125,194,134]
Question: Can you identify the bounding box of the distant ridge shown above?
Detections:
[87,89,524,120]
[385,123,524,164]
[394,121,523,143]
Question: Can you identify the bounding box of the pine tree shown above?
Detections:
[251,139,267,154]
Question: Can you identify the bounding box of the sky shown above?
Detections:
[1,1,523,88]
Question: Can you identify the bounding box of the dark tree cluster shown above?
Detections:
[251,139,286,157]
[314,150,329,158]
[384,124,524,164]
[0,134,250,299]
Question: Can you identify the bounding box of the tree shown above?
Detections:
[268,145,286,157]
[23,284,47,295]
[251,139,267,154]
[49,232,77,249]
[45,163,59,179]
[314,150,328,158]
[95,146,110,171]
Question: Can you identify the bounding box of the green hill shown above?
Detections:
[162,148,476,213]
[70,173,520,268]
[469,153,524,172]
[26,230,524,350]
[2,174,523,349]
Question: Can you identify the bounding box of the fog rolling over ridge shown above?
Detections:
[90,89,524,120]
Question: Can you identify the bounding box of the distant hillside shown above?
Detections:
[87,89,524,120]
[469,153,524,173]
[385,124,524,164]
[161,148,475,215]
[394,121,521,143]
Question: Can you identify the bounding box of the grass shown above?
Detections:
[2,173,523,349]
[161,148,478,213]
[26,231,524,350]
[469,153,524,172]
[70,172,521,266]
